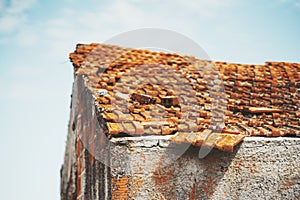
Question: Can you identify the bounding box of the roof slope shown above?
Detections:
[70,43,300,152]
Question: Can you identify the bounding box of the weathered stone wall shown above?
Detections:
[110,136,300,200]
[60,81,78,200]
[61,74,300,200]
[61,75,114,200]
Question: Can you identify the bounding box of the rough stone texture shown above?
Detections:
[60,85,78,200]
[110,136,300,200]
[61,75,112,200]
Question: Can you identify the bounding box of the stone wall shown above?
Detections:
[61,74,300,200]
[110,136,300,199]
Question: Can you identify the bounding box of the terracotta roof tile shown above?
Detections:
[69,43,300,152]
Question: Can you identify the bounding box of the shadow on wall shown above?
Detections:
[152,144,242,199]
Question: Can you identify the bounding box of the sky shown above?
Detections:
[0,0,299,199]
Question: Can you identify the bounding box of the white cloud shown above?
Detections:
[16,26,38,46]
[0,14,26,32]
[174,0,232,17]
[1,0,234,48]
[0,0,36,34]
[0,0,5,12]
[43,0,232,42]
[7,0,36,13]
[278,0,300,7]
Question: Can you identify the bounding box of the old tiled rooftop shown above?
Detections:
[69,43,300,152]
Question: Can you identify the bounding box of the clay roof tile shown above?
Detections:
[69,43,300,152]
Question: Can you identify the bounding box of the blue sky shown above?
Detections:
[0,0,299,199]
